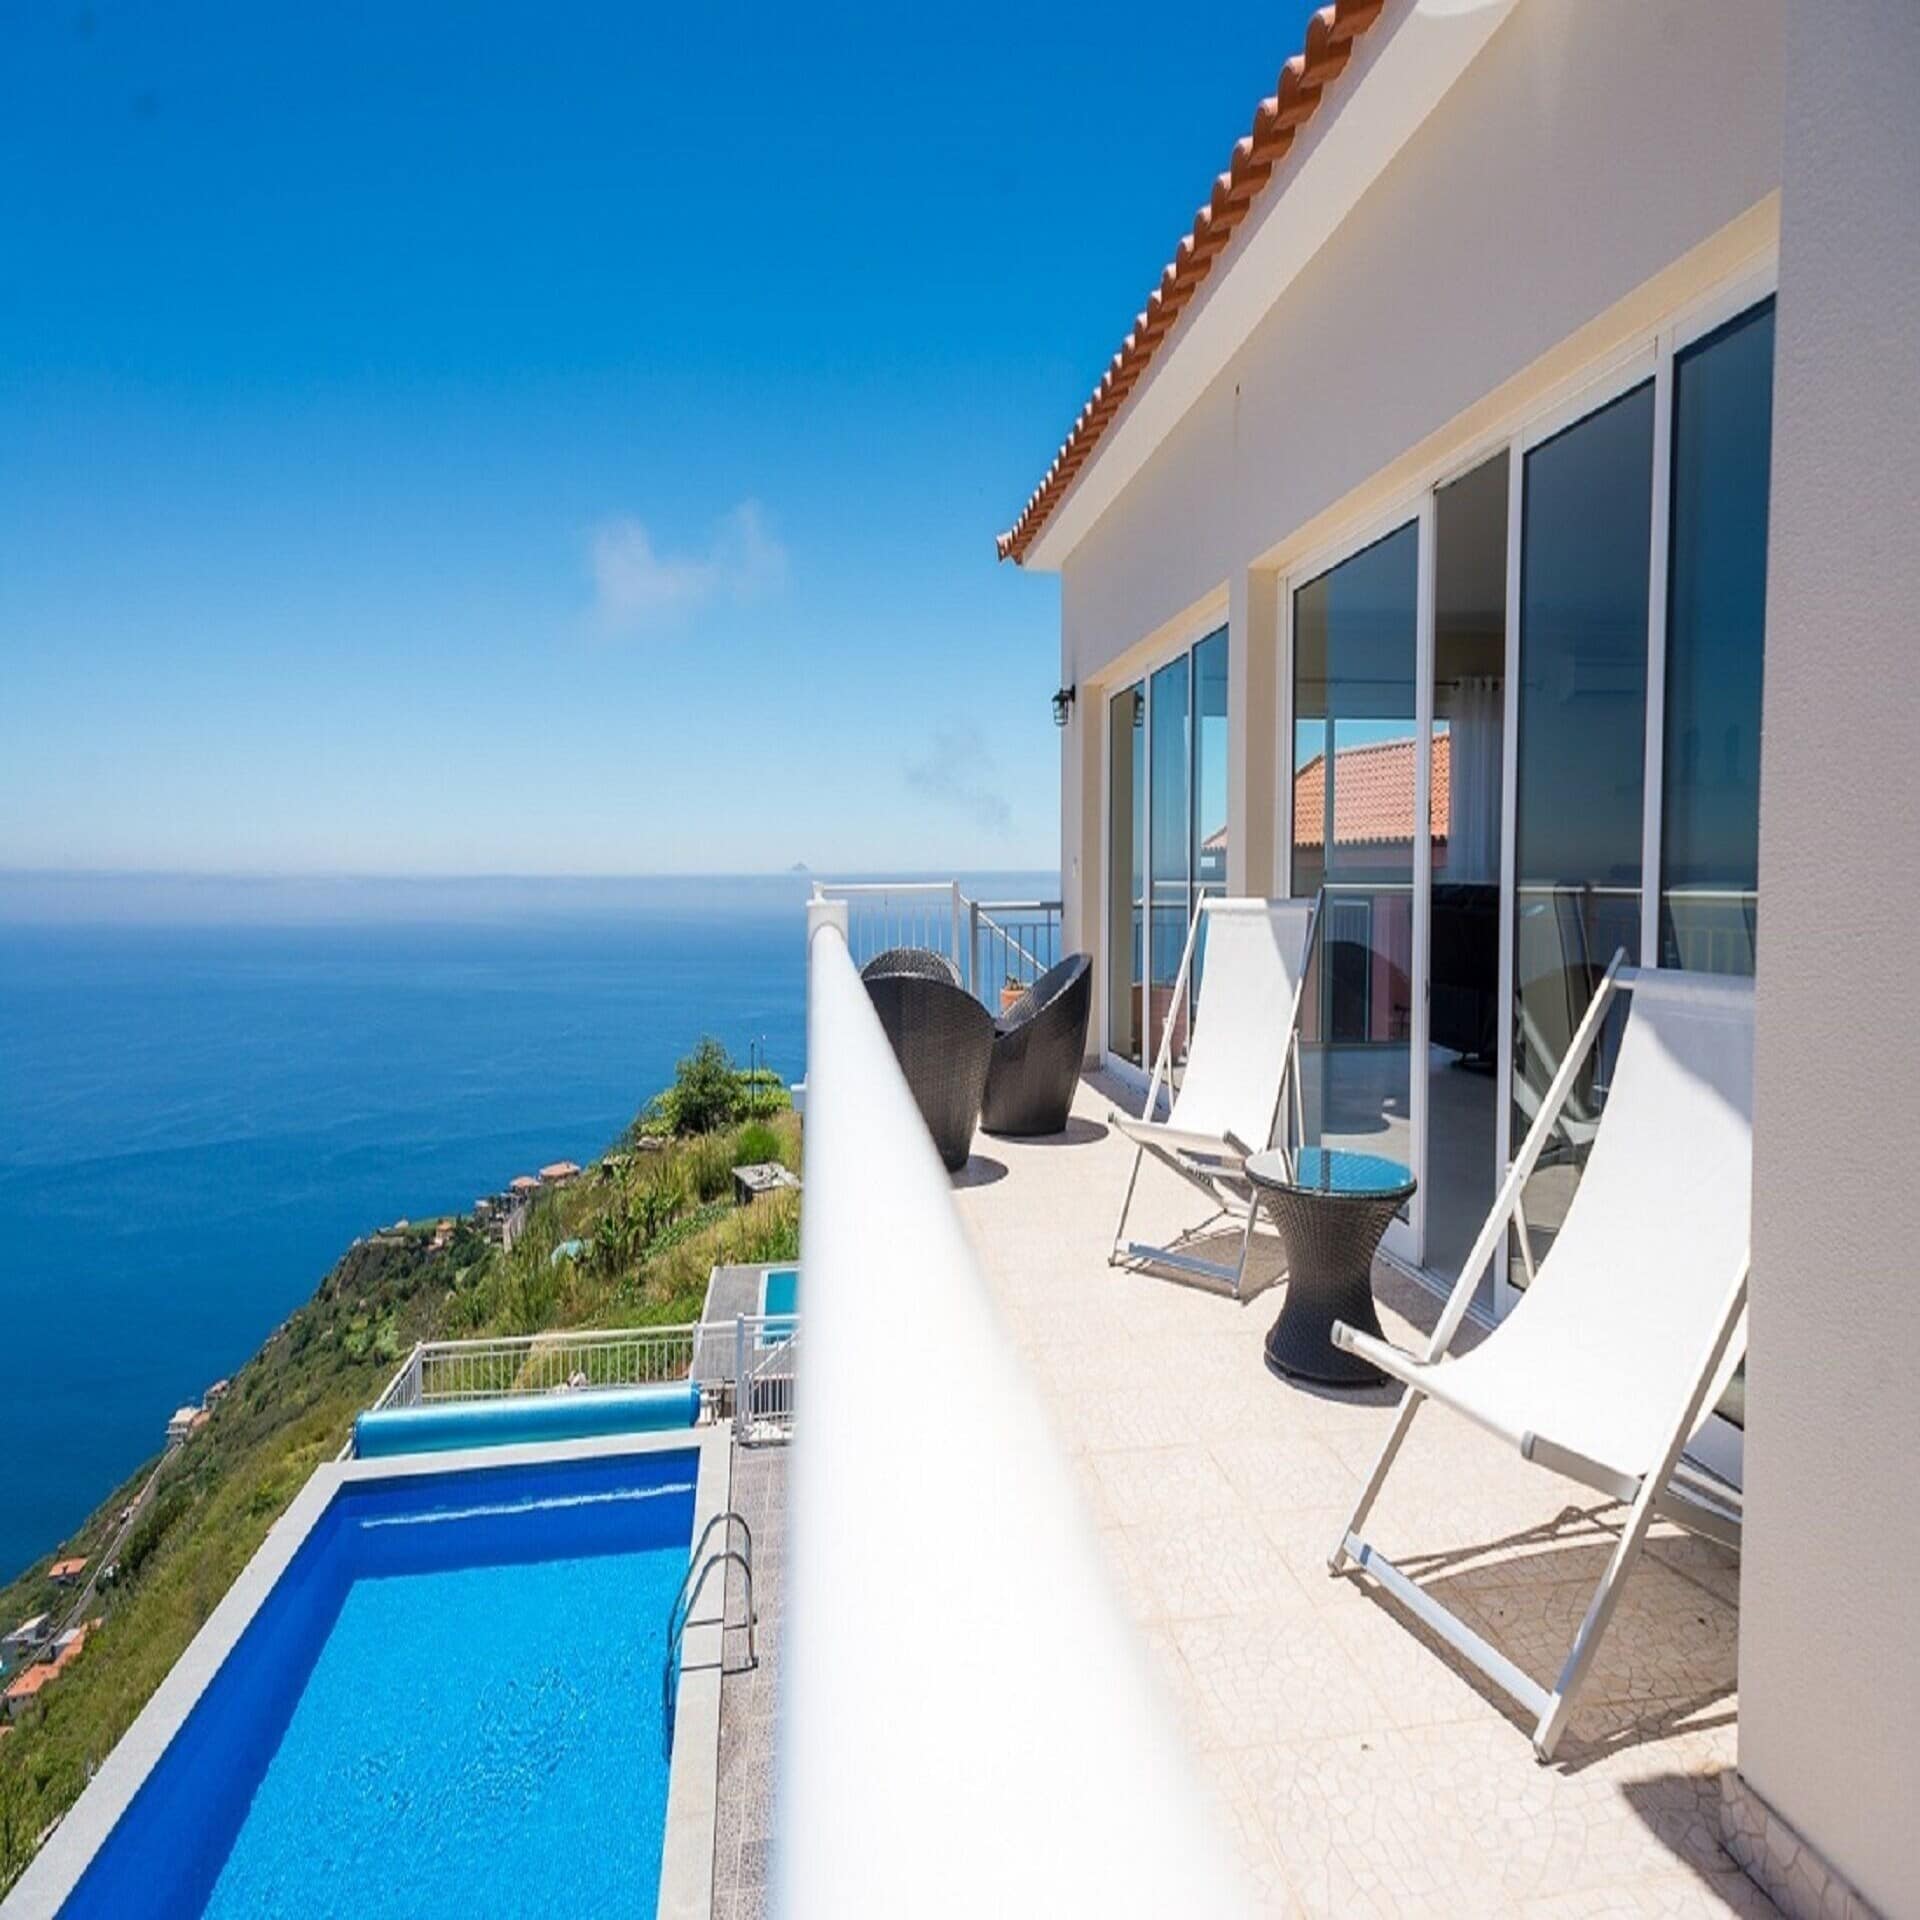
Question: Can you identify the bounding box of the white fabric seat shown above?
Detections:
[1330,964,1753,1759]
[1109,896,1319,1297]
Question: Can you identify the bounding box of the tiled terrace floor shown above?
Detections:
[949,1072,1767,1920]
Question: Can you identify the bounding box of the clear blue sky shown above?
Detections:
[0,2,1315,876]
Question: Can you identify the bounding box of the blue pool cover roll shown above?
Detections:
[353,1381,700,1458]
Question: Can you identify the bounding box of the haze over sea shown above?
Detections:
[0,870,1052,1581]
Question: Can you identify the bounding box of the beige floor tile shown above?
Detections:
[1128,1510,1301,1622]
[1172,1599,1410,1746]
[1233,1731,1516,1918]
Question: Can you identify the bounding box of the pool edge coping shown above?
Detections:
[2,1423,730,1920]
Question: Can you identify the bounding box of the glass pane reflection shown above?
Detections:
[1512,382,1653,1284]
[1292,522,1419,1176]
[1661,299,1774,977]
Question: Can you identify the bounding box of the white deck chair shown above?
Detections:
[1329,958,1752,1760]
[1109,894,1320,1298]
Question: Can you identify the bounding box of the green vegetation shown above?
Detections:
[630,1036,791,1140]
[0,1104,800,1894]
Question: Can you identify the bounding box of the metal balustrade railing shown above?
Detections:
[970,897,1063,1002]
[733,1317,798,1444]
[809,880,1062,1007]
[369,1323,703,1411]
[780,898,1247,1916]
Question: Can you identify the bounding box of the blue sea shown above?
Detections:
[0,871,1050,1582]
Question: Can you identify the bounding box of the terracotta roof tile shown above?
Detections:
[1292,734,1448,849]
[998,0,1384,564]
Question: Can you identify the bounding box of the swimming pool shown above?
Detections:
[759,1265,799,1344]
[18,1434,724,1920]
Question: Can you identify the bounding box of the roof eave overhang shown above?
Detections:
[1014,0,1520,575]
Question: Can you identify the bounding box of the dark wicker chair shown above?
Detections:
[863,971,995,1171]
[982,954,1093,1138]
[859,946,963,987]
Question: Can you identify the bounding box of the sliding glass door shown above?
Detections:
[1292,523,1419,1255]
[1509,382,1655,1289]
[1107,683,1146,1067]
[1147,653,1191,1067]
[1105,628,1229,1075]
[1660,299,1774,978]
[1273,285,1773,1382]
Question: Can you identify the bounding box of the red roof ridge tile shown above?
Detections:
[997,0,1384,566]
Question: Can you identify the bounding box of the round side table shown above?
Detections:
[1246,1148,1416,1388]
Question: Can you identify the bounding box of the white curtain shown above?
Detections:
[1445,677,1502,881]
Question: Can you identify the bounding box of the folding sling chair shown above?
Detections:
[1109,894,1320,1299]
[1329,956,1753,1760]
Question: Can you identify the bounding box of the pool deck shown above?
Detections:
[712,1441,785,1920]
[945,1071,1766,1919]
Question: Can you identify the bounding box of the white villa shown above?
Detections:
[982,0,1915,1913]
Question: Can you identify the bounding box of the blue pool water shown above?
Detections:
[62,1450,697,1919]
[759,1265,799,1345]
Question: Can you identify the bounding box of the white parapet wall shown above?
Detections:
[778,898,1248,1917]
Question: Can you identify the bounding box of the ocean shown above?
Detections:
[0,872,1052,1582]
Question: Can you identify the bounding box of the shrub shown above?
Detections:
[736,1067,792,1117]
[628,1042,791,1142]
[664,1037,741,1136]
[639,1165,692,1237]
[684,1133,735,1203]
[733,1120,782,1168]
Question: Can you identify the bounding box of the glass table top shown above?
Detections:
[1244,1147,1416,1200]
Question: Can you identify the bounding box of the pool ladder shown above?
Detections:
[662,1510,756,1745]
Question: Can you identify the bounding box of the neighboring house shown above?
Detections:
[1,1615,50,1658]
[166,1406,200,1444]
[1000,1,1917,1912]
[4,1663,59,1719]
[4,1623,94,1719]
[46,1558,86,1587]
[537,1161,581,1186]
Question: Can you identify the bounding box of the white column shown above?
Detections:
[1227,568,1280,897]
[1738,5,1920,1914]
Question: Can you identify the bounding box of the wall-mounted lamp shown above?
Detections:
[1051,684,1076,728]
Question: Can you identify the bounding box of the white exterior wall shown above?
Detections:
[1739,2,1920,1913]
[1055,0,1783,979]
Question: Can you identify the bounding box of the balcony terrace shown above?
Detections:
[946,1071,1757,1917]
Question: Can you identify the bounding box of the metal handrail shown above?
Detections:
[662,1548,756,1743]
[665,1510,755,1632]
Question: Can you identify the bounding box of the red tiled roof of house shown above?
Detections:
[4,1665,57,1703]
[2,1627,85,1705]
[538,1162,581,1182]
[997,0,1384,565]
[1292,733,1449,849]
[47,1558,86,1581]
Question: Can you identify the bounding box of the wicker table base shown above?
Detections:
[1246,1150,1415,1389]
